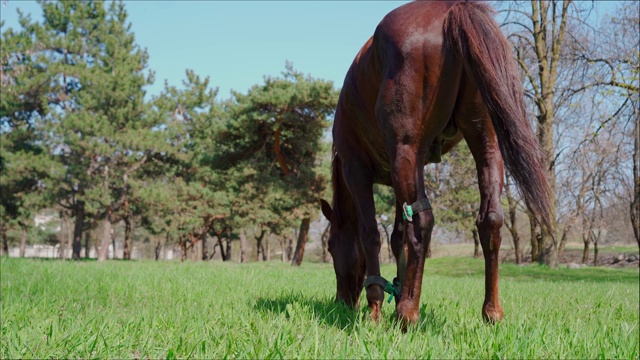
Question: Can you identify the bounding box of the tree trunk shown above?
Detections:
[256,229,266,261]
[201,230,209,261]
[1,225,8,257]
[223,227,232,261]
[239,230,247,263]
[632,106,640,248]
[379,222,392,262]
[66,214,73,259]
[558,225,571,258]
[72,200,85,259]
[216,234,226,261]
[224,239,232,261]
[287,238,293,261]
[93,232,99,257]
[592,230,600,267]
[59,212,69,259]
[98,206,112,262]
[537,114,558,268]
[512,230,521,264]
[19,225,27,257]
[58,213,66,259]
[111,223,117,260]
[321,223,330,263]
[291,217,311,266]
[84,230,91,259]
[504,173,521,263]
[558,232,567,259]
[179,234,188,262]
[123,212,133,260]
[265,236,271,261]
[528,212,539,262]
[154,238,162,261]
[581,239,589,264]
[473,229,480,258]
[281,237,287,262]
[509,212,522,264]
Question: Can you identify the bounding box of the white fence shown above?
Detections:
[6,244,150,259]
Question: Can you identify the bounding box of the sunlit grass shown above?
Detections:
[1,257,638,358]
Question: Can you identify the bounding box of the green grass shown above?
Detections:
[1,257,638,359]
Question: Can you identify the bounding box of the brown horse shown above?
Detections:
[320,1,552,327]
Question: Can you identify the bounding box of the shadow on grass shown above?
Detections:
[254,292,453,335]
[417,305,448,335]
[254,293,362,331]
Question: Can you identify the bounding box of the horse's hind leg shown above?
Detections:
[455,86,505,323]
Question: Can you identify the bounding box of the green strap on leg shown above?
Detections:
[364,275,400,303]
[402,197,432,222]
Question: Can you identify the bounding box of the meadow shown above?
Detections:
[1,257,638,359]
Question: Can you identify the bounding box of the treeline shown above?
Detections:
[1,1,638,265]
[0,1,338,262]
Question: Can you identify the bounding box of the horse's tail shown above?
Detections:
[444,2,553,233]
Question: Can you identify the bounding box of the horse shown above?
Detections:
[319,0,552,327]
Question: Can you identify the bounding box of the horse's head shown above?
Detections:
[321,199,364,308]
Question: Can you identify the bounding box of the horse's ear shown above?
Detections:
[320,199,332,221]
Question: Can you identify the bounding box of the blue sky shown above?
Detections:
[1,1,618,100]
[2,1,411,99]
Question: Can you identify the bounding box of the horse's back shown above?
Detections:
[334,1,462,182]
[342,1,456,96]
[374,1,456,54]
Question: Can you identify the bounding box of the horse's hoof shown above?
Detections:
[482,304,504,324]
[366,284,384,322]
[396,303,420,331]
[369,303,382,322]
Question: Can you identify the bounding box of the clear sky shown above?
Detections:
[1,1,618,100]
[1,1,413,99]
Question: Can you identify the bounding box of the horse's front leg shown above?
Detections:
[341,161,385,322]
[390,202,406,293]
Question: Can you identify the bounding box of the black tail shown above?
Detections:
[444,2,553,233]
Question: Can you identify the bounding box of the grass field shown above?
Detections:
[1,257,638,359]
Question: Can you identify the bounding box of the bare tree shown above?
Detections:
[503,0,571,266]
[504,172,523,263]
[589,3,640,248]
[501,0,625,266]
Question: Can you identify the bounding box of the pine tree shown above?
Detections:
[1,18,60,256]
[8,1,156,259]
[139,70,224,261]
[213,63,338,264]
